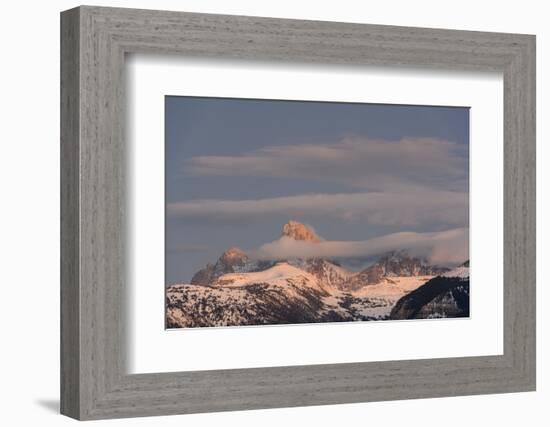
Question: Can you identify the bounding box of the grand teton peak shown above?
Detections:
[281,220,321,242]
[219,247,248,264]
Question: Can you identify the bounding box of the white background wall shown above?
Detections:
[0,0,546,425]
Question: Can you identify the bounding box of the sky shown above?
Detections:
[165,96,469,284]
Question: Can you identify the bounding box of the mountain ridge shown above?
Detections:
[169,221,466,328]
[390,261,470,320]
[190,221,449,290]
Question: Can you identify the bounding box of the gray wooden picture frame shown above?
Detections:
[60,5,536,420]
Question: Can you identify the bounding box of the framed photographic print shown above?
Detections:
[61,6,536,420]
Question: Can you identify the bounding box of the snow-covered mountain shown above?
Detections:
[167,221,465,328]
[166,260,434,328]
[390,261,470,320]
[190,247,272,286]
[343,251,448,291]
[287,258,353,291]
[442,260,470,279]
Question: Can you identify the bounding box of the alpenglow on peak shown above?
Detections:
[219,247,248,263]
[281,220,321,242]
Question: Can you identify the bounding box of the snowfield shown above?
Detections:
[214,262,320,289]
[354,276,434,297]
[442,265,470,279]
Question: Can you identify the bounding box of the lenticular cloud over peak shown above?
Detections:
[253,227,468,267]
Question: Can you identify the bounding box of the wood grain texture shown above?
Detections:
[60,5,536,420]
[60,7,80,419]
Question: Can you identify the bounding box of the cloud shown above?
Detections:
[167,190,468,227]
[185,136,468,192]
[253,228,468,266]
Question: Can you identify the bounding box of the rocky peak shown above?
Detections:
[371,251,447,277]
[190,246,273,286]
[219,247,248,265]
[341,251,448,291]
[375,251,425,275]
[281,220,321,242]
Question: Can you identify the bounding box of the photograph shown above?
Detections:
[164,96,470,328]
